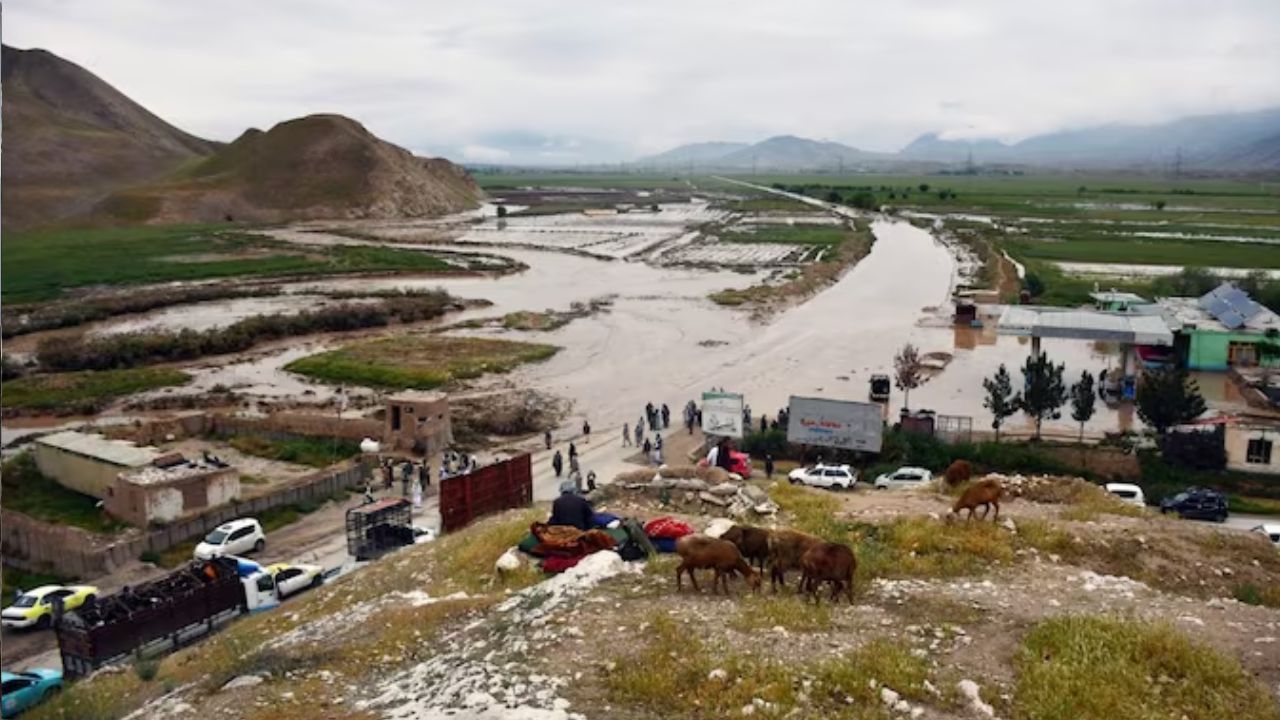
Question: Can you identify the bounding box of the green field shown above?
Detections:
[722,223,846,247]
[1005,237,1280,267]
[3,224,459,304]
[474,172,692,190]
[285,335,559,389]
[1,367,191,413]
[1,454,126,533]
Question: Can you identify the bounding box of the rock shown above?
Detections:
[910,707,924,718]
[1001,517,1017,533]
[709,483,740,497]
[700,491,730,507]
[741,704,756,716]
[495,547,522,573]
[704,518,736,537]
[221,675,265,691]
[880,688,901,706]
[894,700,911,713]
[956,680,994,718]
[708,668,729,682]
[650,477,676,489]
[740,485,769,504]
[673,478,710,491]
[752,501,779,515]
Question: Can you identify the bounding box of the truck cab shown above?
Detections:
[228,556,280,613]
[869,374,891,403]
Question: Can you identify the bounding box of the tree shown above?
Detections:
[894,343,924,410]
[1019,353,1067,440]
[1136,366,1207,434]
[1152,199,1167,211]
[1023,272,1045,299]
[982,364,1018,442]
[918,183,930,193]
[1069,370,1096,442]
[826,190,842,203]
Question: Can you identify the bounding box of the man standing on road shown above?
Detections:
[765,454,775,480]
[582,420,591,443]
[544,429,552,450]
[634,420,644,447]
[552,450,564,478]
[622,423,632,447]
[661,404,670,428]
[401,462,412,496]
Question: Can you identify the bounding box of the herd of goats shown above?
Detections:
[672,477,1005,604]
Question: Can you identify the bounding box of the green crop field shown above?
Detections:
[3,224,459,304]
[285,335,559,389]
[1004,237,1280,267]
[721,224,846,246]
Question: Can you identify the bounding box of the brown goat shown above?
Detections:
[765,528,823,593]
[675,534,762,595]
[721,525,771,573]
[799,541,856,605]
[944,459,972,488]
[952,478,1004,521]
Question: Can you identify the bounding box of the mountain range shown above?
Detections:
[2,45,481,230]
[642,109,1280,173]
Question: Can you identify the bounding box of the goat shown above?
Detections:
[765,528,823,593]
[799,541,856,605]
[675,534,761,595]
[721,525,771,573]
[951,478,1004,521]
[943,459,972,488]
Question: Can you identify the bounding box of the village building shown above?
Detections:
[106,456,240,526]
[384,391,453,453]
[1224,418,1280,475]
[32,431,159,499]
[1159,283,1280,371]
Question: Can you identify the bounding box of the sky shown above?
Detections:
[7,0,1280,165]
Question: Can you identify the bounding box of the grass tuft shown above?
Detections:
[1013,615,1280,720]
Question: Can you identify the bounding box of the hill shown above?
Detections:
[1,45,218,230]
[642,135,888,171]
[900,108,1280,171]
[642,141,751,166]
[97,114,483,223]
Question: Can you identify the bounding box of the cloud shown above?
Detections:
[5,0,1279,162]
[459,144,512,162]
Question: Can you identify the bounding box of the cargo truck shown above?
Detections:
[55,556,278,678]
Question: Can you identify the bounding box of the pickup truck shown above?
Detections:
[56,556,278,679]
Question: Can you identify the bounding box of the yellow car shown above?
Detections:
[265,563,323,599]
[2,585,99,630]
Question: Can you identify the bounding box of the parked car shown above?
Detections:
[873,467,933,490]
[1159,487,1228,522]
[1,585,99,630]
[1104,482,1146,508]
[788,464,857,490]
[1,669,62,717]
[1252,524,1280,549]
[194,518,266,560]
[266,563,324,599]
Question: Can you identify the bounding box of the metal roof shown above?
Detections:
[34,431,158,467]
[1089,291,1149,305]
[997,306,1174,345]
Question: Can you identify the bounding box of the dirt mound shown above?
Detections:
[1,45,218,229]
[98,114,483,224]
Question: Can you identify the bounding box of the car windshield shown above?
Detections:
[204,529,229,545]
[1171,493,1189,503]
[11,594,37,608]
[1112,490,1136,498]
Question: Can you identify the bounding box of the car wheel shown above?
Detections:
[254,539,265,553]
[36,614,50,630]
[1217,513,1228,523]
[790,477,800,485]
[83,594,97,608]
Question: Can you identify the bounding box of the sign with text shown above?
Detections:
[701,391,744,438]
[786,396,884,452]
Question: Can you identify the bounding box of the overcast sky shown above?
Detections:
[7,0,1280,164]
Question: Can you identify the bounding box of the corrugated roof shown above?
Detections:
[34,431,158,467]
[998,307,1173,345]
[1089,291,1148,304]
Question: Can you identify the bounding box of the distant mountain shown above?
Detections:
[641,135,888,171]
[1,45,218,230]
[901,108,1280,171]
[98,114,483,224]
[642,141,751,166]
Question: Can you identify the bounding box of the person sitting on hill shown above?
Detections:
[548,480,594,531]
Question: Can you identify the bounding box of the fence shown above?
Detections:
[106,411,384,446]
[439,454,533,533]
[2,462,370,579]
[935,414,974,445]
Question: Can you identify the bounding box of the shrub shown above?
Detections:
[133,657,160,682]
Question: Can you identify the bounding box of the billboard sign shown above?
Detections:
[701,391,744,438]
[786,395,884,452]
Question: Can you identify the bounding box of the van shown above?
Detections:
[1104,482,1146,508]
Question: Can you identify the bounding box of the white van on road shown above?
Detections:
[1104,483,1146,508]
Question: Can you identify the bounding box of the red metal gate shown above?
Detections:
[439,454,533,533]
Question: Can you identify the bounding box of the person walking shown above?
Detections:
[634,421,643,447]
[569,453,581,476]
[411,477,423,507]
[362,480,375,504]
[419,459,430,489]
[642,437,652,457]
[552,450,564,478]
[622,423,632,447]
[586,470,597,493]
[544,429,552,450]
[765,454,775,480]
[582,420,591,443]
[568,442,578,460]
[400,462,412,497]
[661,404,670,428]
[382,461,394,492]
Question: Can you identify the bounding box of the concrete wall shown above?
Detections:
[1225,424,1280,475]
[385,397,453,453]
[4,462,370,579]
[146,487,186,524]
[31,445,125,500]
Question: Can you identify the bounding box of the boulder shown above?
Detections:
[709,483,740,497]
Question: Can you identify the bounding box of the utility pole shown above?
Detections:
[1174,146,1183,178]
[966,149,975,175]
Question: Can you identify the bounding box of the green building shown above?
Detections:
[1160,284,1280,371]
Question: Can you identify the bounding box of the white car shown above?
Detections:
[874,467,933,490]
[788,464,857,490]
[1252,524,1280,549]
[1105,482,1146,508]
[267,563,324,598]
[194,518,266,560]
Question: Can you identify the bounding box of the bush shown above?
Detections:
[133,657,160,682]
[1159,427,1225,470]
